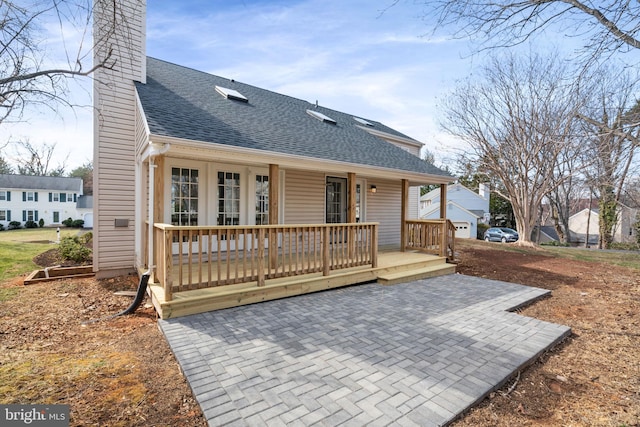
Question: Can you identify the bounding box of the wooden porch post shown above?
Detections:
[347,173,356,259]
[401,179,408,252]
[439,183,448,258]
[269,164,279,225]
[439,183,447,219]
[347,173,356,223]
[268,164,279,271]
[152,156,164,283]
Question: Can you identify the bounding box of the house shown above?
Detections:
[568,208,601,245]
[569,204,638,246]
[92,0,455,318]
[420,183,490,239]
[531,226,559,244]
[0,174,85,229]
[76,195,94,228]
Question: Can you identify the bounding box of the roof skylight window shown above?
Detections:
[215,85,248,103]
[306,109,337,125]
[353,116,374,127]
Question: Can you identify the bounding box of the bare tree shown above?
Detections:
[11,140,67,176]
[576,68,640,248]
[425,0,640,62]
[440,51,582,244]
[547,148,581,244]
[0,1,128,126]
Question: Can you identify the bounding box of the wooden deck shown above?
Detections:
[146,251,455,319]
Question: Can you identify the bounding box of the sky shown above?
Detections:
[0,0,478,172]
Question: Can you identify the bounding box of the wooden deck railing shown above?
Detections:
[151,223,378,301]
[404,219,456,262]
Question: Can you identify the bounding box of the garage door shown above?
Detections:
[453,222,471,239]
[83,213,93,228]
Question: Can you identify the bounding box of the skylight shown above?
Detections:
[215,85,248,103]
[353,116,374,127]
[306,109,337,125]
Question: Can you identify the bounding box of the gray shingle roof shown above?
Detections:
[135,57,450,178]
[0,174,82,192]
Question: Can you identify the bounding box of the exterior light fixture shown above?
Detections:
[369,185,377,194]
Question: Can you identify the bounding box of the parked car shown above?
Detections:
[483,227,519,243]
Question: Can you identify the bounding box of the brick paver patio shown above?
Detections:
[159,275,571,426]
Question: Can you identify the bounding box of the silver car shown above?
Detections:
[483,227,519,243]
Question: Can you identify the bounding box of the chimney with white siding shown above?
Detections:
[93,0,146,278]
[478,183,489,199]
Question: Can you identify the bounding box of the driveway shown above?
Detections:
[159,275,570,426]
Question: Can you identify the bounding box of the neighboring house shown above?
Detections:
[0,174,85,229]
[77,195,94,229]
[569,204,638,245]
[531,226,559,244]
[420,183,490,239]
[568,208,601,246]
[92,0,455,317]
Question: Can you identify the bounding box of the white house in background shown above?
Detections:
[0,174,89,228]
[77,195,94,228]
[420,183,490,239]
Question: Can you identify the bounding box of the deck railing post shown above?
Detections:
[164,228,173,302]
[439,220,447,258]
[371,224,378,268]
[257,227,265,286]
[268,228,278,271]
[323,226,330,276]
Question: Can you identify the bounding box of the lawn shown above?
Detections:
[459,238,640,270]
[0,228,80,281]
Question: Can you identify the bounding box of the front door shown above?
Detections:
[326,177,347,223]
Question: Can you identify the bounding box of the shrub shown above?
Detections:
[38,218,45,228]
[8,221,22,230]
[62,218,84,228]
[0,224,4,231]
[540,241,570,247]
[477,223,490,240]
[59,236,92,263]
[82,231,93,244]
[24,220,39,229]
[609,242,640,251]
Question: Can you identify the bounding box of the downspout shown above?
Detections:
[114,142,170,317]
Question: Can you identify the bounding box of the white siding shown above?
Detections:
[367,180,402,247]
[93,0,146,277]
[284,169,325,224]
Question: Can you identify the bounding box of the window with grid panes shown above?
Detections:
[171,168,199,226]
[217,172,240,226]
[255,175,269,225]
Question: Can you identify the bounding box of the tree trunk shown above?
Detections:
[598,187,617,249]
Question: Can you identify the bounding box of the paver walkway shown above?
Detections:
[159,275,571,426]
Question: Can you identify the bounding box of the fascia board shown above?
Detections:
[147,134,452,185]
